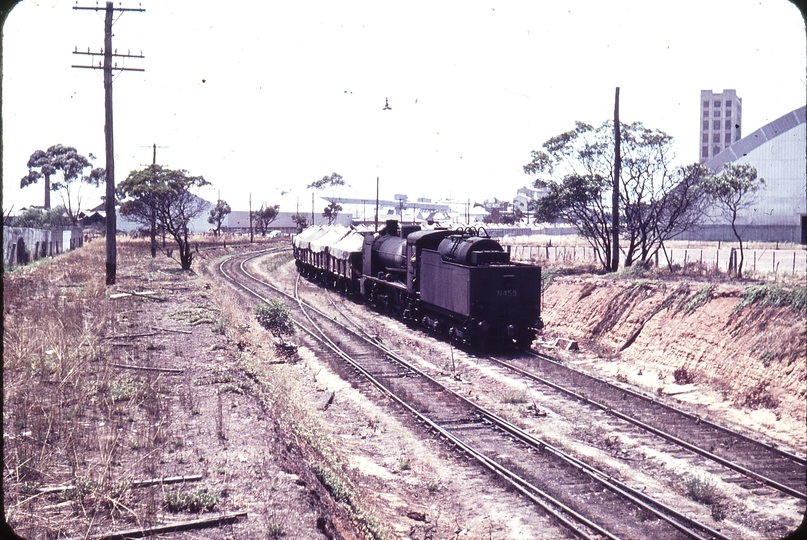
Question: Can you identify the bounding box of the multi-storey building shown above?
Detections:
[700,89,742,163]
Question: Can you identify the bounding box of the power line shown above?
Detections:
[140,143,168,166]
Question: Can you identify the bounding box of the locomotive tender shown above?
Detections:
[293,220,543,350]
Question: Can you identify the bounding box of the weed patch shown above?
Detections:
[685,473,718,505]
[681,284,713,315]
[740,383,780,410]
[732,284,807,314]
[501,388,528,404]
[169,307,221,326]
[108,373,144,402]
[164,488,221,512]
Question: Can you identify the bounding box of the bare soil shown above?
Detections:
[540,275,806,453]
[4,237,805,540]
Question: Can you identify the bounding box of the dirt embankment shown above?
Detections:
[540,276,806,449]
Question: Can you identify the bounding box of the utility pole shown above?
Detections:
[73,2,144,285]
[375,177,379,233]
[136,143,166,257]
[141,143,168,166]
[611,87,621,273]
[249,193,253,243]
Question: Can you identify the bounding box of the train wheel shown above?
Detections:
[515,335,534,351]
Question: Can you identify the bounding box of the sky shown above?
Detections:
[2,0,806,216]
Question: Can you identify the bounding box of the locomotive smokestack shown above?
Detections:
[386,219,399,236]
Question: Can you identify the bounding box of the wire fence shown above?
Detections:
[504,242,807,279]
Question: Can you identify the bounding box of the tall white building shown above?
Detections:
[700,89,743,164]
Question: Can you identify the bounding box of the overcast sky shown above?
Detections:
[3,0,805,215]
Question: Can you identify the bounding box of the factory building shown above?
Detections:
[698,105,806,244]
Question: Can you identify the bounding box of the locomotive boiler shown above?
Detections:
[294,220,543,350]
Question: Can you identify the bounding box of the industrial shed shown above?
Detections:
[697,105,806,244]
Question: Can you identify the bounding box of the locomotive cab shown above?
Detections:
[418,227,543,349]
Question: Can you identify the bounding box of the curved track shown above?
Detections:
[215,249,748,540]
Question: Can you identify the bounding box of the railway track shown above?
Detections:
[216,249,755,539]
[484,352,807,501]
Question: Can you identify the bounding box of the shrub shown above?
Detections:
[164,488,220,512]
[673,367,694,384]
[255,300,295,344]
[686,473,718,505]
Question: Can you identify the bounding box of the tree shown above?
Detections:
[118,165,210,269]
[702,163,765,278]
[20,144,105,223]
[307,172,345,191]
[322,202,342,225]
[9,205,73,229]
[116,164,163,257]
[291,213,308,232]
[252,204,280,235]
[207,199,231,237]
[255,299,295,345]
[524,121,710,271]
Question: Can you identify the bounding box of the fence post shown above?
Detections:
[716,250,719,272]
[793,252,796,275]
[773,251,776,272]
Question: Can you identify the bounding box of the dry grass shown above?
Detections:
[3,237,258,538]
[3,240,126,537]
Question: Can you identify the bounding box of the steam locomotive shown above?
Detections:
[293,220,543,350]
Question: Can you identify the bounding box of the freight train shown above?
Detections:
[293,220,543,350]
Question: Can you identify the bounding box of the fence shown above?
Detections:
[504,243,807,277]
[3,227,84,269]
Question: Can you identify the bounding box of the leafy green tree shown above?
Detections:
[207,199,231,237]
[255,299,295,344]
[118,165,210,269]
[702,163,765,277]
[20,144,105,223]
[524,121,710,271]
[252,204,280,235]
[322,202,342,225]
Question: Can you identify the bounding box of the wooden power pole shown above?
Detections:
[611,87,621,273]
[73,2,145,285]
